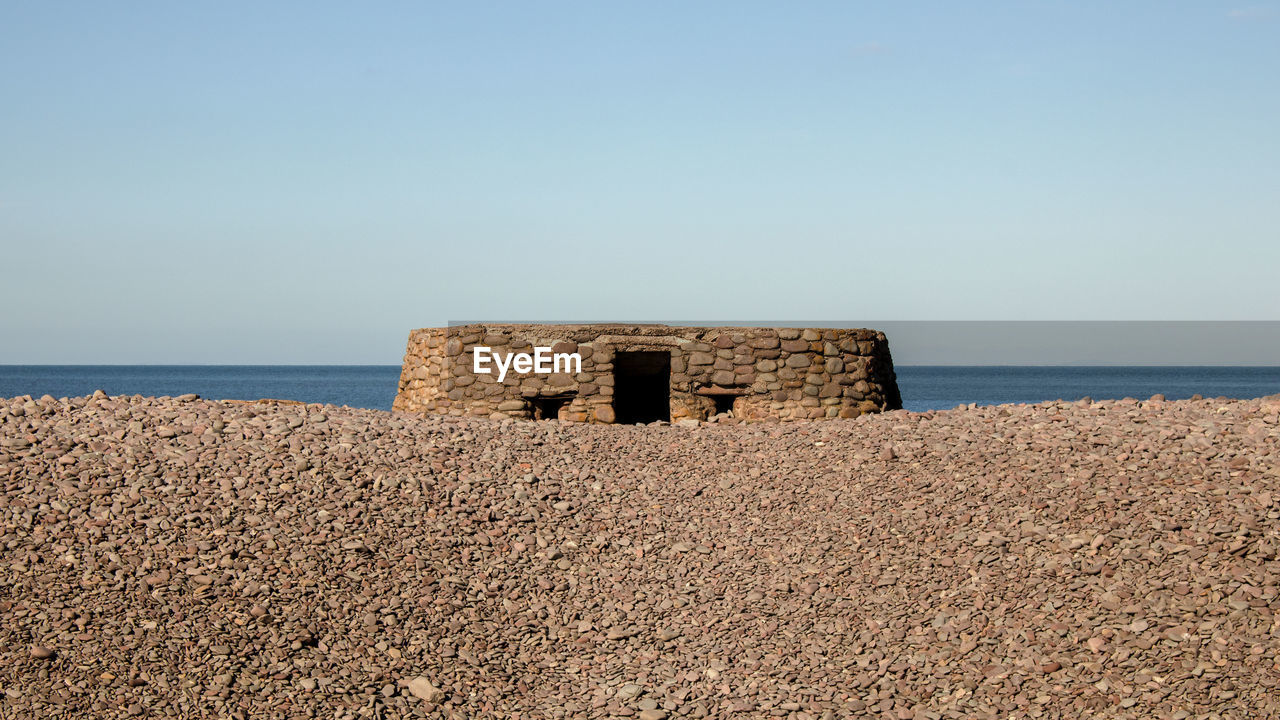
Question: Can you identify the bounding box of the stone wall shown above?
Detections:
[393,324,902,422]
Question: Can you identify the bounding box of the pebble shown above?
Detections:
[1,392,1278,718]
[407,677,445,704]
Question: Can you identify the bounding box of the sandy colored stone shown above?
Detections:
[407,677,445,704]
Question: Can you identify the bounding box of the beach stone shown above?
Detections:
[1,391,1277,718]
[30,645,54,660]
[407,677,445,704]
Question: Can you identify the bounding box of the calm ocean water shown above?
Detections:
[0,366,1277,413]
[896,366,1280,412]
[0,366,402,411]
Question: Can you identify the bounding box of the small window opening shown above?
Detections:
[712,395,736,417]
[530,396,570,420]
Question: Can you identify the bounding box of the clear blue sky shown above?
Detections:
[2,2,1277,363]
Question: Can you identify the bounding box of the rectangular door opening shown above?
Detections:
[613,351,671,424]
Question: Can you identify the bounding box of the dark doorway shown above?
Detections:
[613,351,671,424]
[712,394,736,417]
[530,395,571,420]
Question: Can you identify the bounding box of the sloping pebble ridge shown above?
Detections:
[2,391,1279,719]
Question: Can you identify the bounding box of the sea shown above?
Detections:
[1,365,1278,413]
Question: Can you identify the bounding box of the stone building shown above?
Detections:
[393,324,901,423]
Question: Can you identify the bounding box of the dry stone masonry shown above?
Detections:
[394,324,902,422]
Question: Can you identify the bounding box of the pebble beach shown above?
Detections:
[2,392,1279,719]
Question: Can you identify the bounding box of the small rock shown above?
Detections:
[407,677,446,704]
[30,645,54,660]
[607,627,637,640]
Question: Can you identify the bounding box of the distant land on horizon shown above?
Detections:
[440,321,1280,367]
[1,322,1276,366]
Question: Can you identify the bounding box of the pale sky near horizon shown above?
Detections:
[2,2,1277,363]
